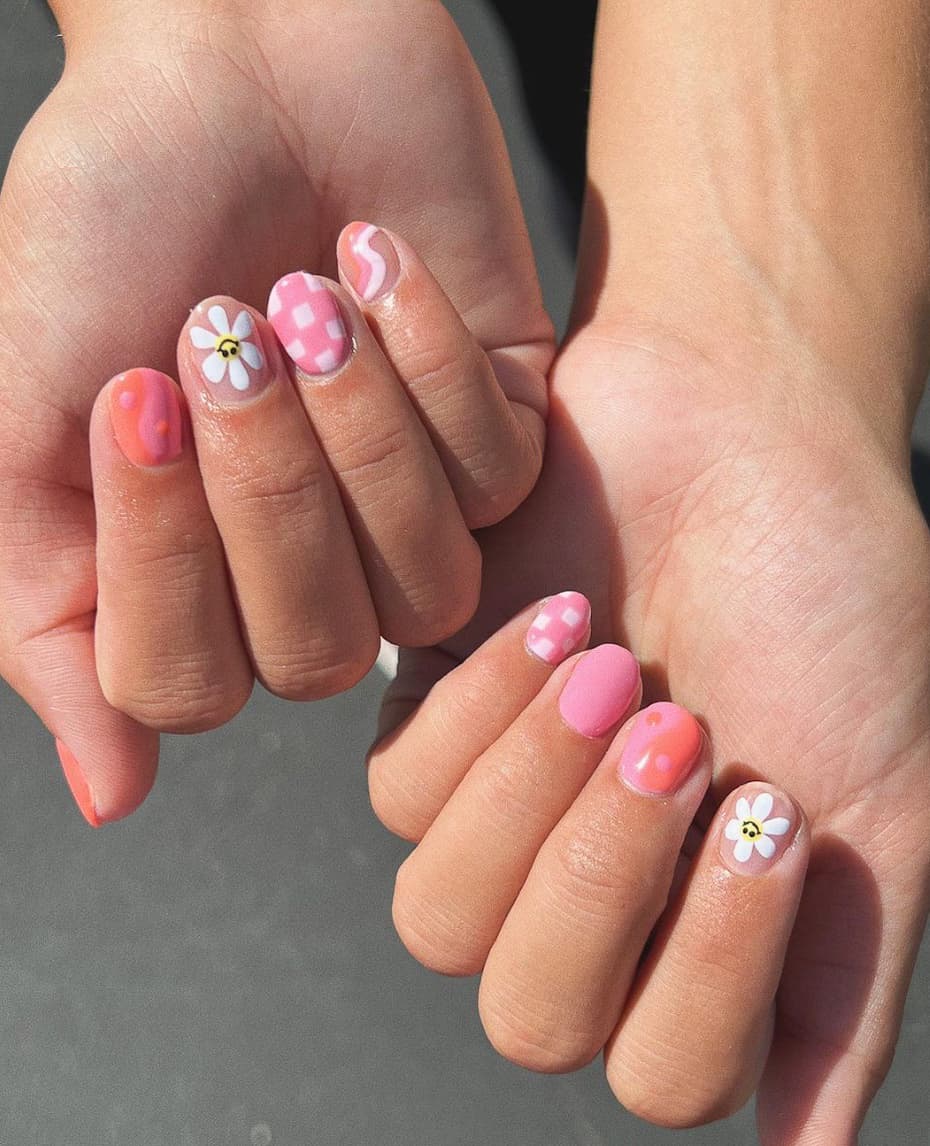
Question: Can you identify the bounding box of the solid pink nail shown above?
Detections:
[526,591,591,665]
[558,644,641,738]
[267,272,350,375]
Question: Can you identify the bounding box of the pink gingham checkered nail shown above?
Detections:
[525,591,591,666]
[267,273,351,376]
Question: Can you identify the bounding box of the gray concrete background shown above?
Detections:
[0,1,927,1143]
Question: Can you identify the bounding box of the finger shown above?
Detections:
[369,591,592,841]
[337,222,546,528]
[268,272,480,647]
[604,782,807,1128]
[392,644,643,976]
[90,368,253,732]
[178,297,380,699]
[477,702,708,1073]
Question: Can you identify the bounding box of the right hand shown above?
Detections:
[0,0,553,824]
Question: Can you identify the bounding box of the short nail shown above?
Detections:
[267,272,351,375]
[558,644,641,739]
[339,222,401,302]
[618,702,703,795]
[526,591,591,665]
[55,739,101,828]
[109,369,184,467]
[188,301,270,403]
[719,784,797,875]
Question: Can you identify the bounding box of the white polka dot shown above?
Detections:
[315,348,337,372]
[529,636,555,658]
[561,607,582,627]
[267,288,282,317]
[292,302,315,329]
[532,614,551,631]
[325,318,344,340]
[287,339,306,360]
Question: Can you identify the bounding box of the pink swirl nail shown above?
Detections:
[109,369,183,467]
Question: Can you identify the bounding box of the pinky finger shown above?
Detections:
[337,221,548,528]
[605,782,809,1128]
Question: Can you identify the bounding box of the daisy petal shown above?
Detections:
[202,351,227,383]
[724,819,741,840]
[736,797,751,821]
[733,838,754,863]
[208,305,231,335]
[228,357,250,391]
[755,834,776,859]
[240,340,264,370]
[232,310,254,339]
[750,792,773,821]
[763,817,791,837]
[189,326,216,349]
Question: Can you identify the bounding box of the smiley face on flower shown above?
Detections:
[189,305,264,391]
[724,791,791,863]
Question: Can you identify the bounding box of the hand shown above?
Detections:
[0,0,553,824]
[376,318,930,1139]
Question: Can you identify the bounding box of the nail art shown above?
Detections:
[109,369,183,467]
[188,303,268,401]
[618,702,703,795]
[720,787,795,875]
[267,273,351,375]
[526,591,591,665]
[339,222,401,302]
[55,739,101,828]
[558,644,641,739]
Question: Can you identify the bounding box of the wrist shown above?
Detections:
[578,0,930,429]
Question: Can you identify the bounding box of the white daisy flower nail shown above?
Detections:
[724,791,791,863]
[190,305,265,392]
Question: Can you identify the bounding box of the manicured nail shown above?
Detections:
[558,644,641,739]
[719,784,797,875]
[188,301,269,402]
[109,368,183,467]
[267,272,351,375]
[526,591,591,665]
[618,702,703,795]
[338,222,401,302]
[55,739,101,828]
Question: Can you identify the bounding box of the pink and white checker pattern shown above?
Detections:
[525,591,591,665]
[267,272,350,375]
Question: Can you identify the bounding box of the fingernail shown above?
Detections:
[187,301,270,402]
[558,644,641,739]
[55,739,102,828]
[267,272,351,376]
[719,784,797,875]
[338,222,401,302]
[109,368,184,467]
[526,591,591,665]
[618,702,703,795]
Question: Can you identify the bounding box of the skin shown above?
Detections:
[378,1,930,1141]
[0,0,553,820]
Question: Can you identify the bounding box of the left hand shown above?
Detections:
[371,316,930,1141]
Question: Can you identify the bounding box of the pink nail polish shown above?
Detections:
[526,591,591,665]
[109,369,184,467]
[558,644,641,739]
[187,300,270,403]
[55,739,102,828]
[618,702,703,795]
[267,273,351,376]
[719,784,797,875]
[338,222,401,302]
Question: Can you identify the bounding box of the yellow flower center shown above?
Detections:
[740,817,764,841]
[216,334,241,359]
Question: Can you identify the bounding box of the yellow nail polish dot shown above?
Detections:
[216,334,241,360]
[739,817,763,841]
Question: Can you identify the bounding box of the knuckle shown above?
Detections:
[383,544,480,648]
[324,422,412,494]
[392,860,486,977]
[101,664,249,733]
[479,982,600,1073]
[224,453,327,519]
[367,758,432,843]
[257,637,378,701]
